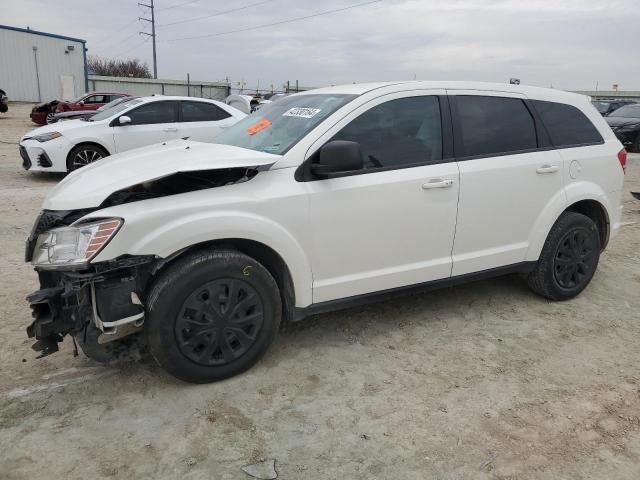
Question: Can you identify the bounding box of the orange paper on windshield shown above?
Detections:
[246,118,272,135]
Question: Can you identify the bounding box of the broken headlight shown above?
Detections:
[32,218,122,269]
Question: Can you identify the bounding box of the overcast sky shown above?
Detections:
[2,0,639,91]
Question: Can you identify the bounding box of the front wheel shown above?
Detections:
[145,249,282,383]
[527,212,600,301]
[66,144,108,171]
[45,112,56,124]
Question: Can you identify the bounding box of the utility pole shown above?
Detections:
[139,0,157,78]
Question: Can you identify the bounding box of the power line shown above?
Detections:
[164,0,383,41]
[112,37,149,59]
[158,0,274,27]
[157,0,199,11]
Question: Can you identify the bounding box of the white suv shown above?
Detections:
[19,96,245,173]
[25,81,626,383]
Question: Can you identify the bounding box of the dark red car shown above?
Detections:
[30,92,130,125]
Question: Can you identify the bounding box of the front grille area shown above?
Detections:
[20,146,32,170]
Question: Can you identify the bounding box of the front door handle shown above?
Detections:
[536,165,559,174]
[422,179,454,190]
[163,127,178,132]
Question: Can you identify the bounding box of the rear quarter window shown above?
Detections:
[532,100,603,148]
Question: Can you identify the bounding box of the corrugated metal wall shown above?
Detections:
[0,28,85,102]
[88,76,230,100]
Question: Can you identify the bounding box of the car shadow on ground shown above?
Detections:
[22,171,66,183]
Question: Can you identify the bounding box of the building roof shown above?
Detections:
[0,24,86,44]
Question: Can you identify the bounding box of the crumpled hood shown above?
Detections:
[606,117,640,128]
[43,140,281,210]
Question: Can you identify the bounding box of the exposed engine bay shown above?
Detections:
[101,167,258,207]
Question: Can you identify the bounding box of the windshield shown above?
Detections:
[95,96,130,112]
[608,104,640,118]
[213,94,356,155]
[88,98,142,122]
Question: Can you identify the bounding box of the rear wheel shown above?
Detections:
[66,144,108,172]
[146,249,281,383]
[528,212,600,300]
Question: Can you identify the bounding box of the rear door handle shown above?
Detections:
[536,164,559,174]
[163,127,178,132]
[422,179,454,190]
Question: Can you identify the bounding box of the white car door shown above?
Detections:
[303,91,460,303]
[178,100,239,142]
[448,91,565,276]
[112,100,182,153]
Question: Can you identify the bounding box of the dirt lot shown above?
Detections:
[0,102,639,479]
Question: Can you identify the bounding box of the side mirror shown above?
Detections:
[79,101,85,105]
[118,115,132,126]
[310,140,364,177]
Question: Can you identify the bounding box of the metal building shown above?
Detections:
[0,24,87,102]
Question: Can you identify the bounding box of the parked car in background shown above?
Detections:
[592,99,636,116]
[20,96,245,172]
[23,82,625,383]
[30,92,130,125]
[0,88,7,113]
[605,103,640,152]
[225,93,287,114]
[52,96,138,123]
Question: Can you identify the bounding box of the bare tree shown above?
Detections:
[88,56,152,78]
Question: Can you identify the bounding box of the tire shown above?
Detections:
[66,144,108,172]
[145,249,282,383]
[45,112,56,124]
[633,133,640,154]
[527,212,600,301]
[74,322,146,365]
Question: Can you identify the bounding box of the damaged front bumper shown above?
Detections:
[26,256,156,357]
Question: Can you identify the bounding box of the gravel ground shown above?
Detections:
[0,102,639,480]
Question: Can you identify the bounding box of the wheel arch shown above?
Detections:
[564,199,609,250]
[153,238,298,325]
[65,141,111,170]
[526,185,613,261]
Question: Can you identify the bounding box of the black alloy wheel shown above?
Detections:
[175,278,264,366]
[553,228,597,289]
[146,249,281,383]
[527,211,601,301]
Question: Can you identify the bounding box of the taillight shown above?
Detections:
[617,148,627,174]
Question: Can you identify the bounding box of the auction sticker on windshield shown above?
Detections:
[246,118,272,135]
[283,107,321,118]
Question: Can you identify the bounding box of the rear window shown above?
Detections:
[532,100,603,147]
[453,96,537,158]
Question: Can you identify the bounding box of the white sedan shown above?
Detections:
[19,96,246,173]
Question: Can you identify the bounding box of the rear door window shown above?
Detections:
[532,100,603,147]
[453,95,537,158]
[181,101,231,122]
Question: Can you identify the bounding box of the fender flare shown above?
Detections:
[95,211,314,307]
[526,182,612,261]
